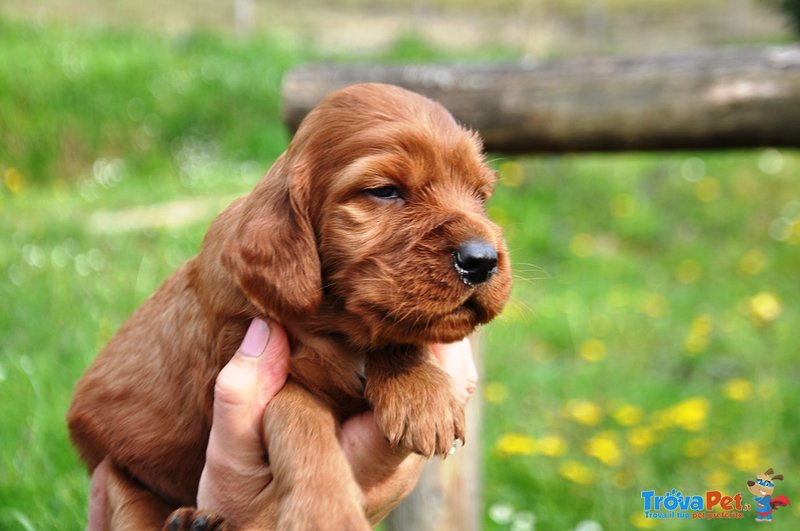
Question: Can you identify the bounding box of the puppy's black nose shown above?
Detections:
[454,239,498,286]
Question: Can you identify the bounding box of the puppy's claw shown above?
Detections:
[164,508,226,531]
[369,367,466,458]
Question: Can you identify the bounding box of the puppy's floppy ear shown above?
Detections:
[223,155,321,318]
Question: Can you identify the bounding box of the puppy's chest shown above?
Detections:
[288,336,369,420]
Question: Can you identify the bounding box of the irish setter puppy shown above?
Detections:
[68,83,511,530]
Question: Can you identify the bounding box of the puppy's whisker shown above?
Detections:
[511,273,550,286]
[510,297,534,314]
[503,298,535,322]
[510,277,544,288]
[513,262,550,274]
[509,262,551,284]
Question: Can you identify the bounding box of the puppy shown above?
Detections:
[68,83,511,529]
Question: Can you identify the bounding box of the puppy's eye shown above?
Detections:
[365,186,403,200]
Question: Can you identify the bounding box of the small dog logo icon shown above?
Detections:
[746,468,791,522]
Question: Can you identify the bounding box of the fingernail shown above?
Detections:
[239,318,270,357]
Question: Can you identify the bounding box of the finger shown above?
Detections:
[341,411,426,513]
[87,457,110,531]
[431,337,477,405]
[207,318,290,465]
[341,412,426,481]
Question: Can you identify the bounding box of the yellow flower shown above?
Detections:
[694,176,721,202]
[641,293,667,319]
[579,339,606,363]
[584,432,622,466]
[487,206,508,230]
[669,397,709,432]
[728,441,763,472]
[611,193,637,218]
[723,378,753,402]
[559,460,595,485]
[738,249,767,277]
[499,160,524,188]
[495,433,536,457]
[683,314,713,355]
[3,167,25,194]
[649,409,673,431]
[706,469,731,490]
[628,427,656,453]
[570,233,595,258]
[684,437,711,458]
[565,400,603,426]
[788,221,800,246]
[630,511,656,529]
[484,382,509,404]
[613,404,643,427]
[537,435,567,457]
[675,258,702,284]
[748,292,782,326]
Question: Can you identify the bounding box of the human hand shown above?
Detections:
[87,319,477,528]
[194,317,291,523]
[198,320,477,526]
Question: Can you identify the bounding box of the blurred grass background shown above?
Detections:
[1,1,799,530]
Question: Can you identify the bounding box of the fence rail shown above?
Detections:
[283,46,800,152]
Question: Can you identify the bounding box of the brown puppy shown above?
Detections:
[68,83,511,530]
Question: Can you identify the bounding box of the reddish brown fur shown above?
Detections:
[68,83,511,529]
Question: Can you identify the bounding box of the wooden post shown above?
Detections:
[282,46,800,152]
[234,0,254,36]
[384,334,482,531]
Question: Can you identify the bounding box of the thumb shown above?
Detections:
[208,318,290,463]
[431,337,477,406]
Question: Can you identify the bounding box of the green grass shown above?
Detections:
[0,18,297,187]
[2,16,800,531]
[481,153,800,529]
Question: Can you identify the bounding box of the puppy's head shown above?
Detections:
[225,83,511,345]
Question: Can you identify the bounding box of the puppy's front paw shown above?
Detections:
[164,508,227,531]
[367,365,465,457]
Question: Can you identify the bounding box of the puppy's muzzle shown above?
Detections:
[453,239,498,286]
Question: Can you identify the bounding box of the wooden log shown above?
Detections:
[282,46,800,152]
